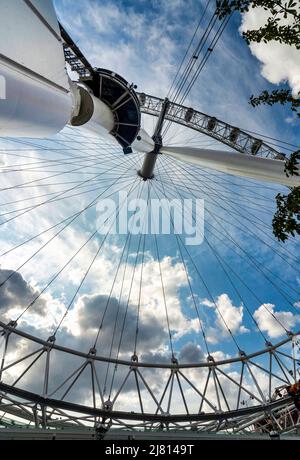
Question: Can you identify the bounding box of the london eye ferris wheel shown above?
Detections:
[0,0,299,440]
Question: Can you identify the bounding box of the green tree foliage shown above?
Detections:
[216,0,300,241]
[250,90,300,118]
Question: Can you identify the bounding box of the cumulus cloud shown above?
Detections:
[73,292,166,355]
[240,6,300,96]
[178,341,204,363]
[0,268,47,317]
[202,293,249,343]
[253,303,300,339]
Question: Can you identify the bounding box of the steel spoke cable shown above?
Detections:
[157,166,278,206]
[150,176,211,355]
[0,177,137,260]
[158,175,275,213]
[102,183,151,397]
[13,177,141,323]
[161,157,300,289]
[156,171,298,295]
[155,160,296,333]
[168,7,219,104]
[163,11,220,136]
[92,180,147,351]
[106,183,153,397]
[0,163,139,292]
[2,135,122,162]
[163,11,220,137]
[133,182,150,356]
[156,158,299,321]
[154,163,264,347]
[160,166,274,233]
[0,144,123,164]
[241,129,300,151]
[0,155,136,226]
[0,158,108,193]
[162,155,300,268]
[0,157,130,176]
[155,164,284,195]
[156,158,269,343]
[150,177,242,353]
[108,229,141,399]
[205,223,300,299]
[159,141,286,196]
[0,175,136,210]
[0,135,136,193]
[175,14,232,109]
[208,208,300,312]
[59,128,128,159]
[103,230,137,397]
[0,143,125,170]
[175,188,300,300]
[163,13,231,138]
[7,128,122,154]
[0,173,137,220]
[166,0,212,98]
[148,182,175,357]
[52,177,141,337]
[0,153,129,181]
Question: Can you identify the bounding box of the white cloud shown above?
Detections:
[240,6,300,96]
[253,303,300,339]
[202,293,249,343]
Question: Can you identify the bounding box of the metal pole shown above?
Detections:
[138,98,169,180]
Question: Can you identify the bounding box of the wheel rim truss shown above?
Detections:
[137,92,285,160]
[0,321,299,433]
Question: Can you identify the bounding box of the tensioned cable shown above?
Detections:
[166,0,212,99]
[163,174,300,268]
[0,174,136,221]
[0,152,137,225]
[150,174,242,352]
[94,180,152,370]
[3,134,122,162]
[150,175,211,355]
[160,169,300,298]
[133,181,151,356]
[162,155,300,268]
[0,176,136,260]
[158,156,299,315]
[13,178,141,323]
[163,12,232,138]
[94,182,146,348]
[158,172,275,212]
[168,7,219,104]
[241,129,300,151]
[150,182,176,357]
[155,176,291,340]
[106,183,155,397]
[155,163,288,341]
[102,229,138,397]
[178,15,232,106]
[0,161,139,295]
[52,177,141,337]
[161,156,300,279]
[0,175,135,211]
[154,162,256,344]
[161,157,298,289]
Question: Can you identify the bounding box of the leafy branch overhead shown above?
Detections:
[250,90,300,118]
[285,150,300,177]
[273,188,300,242]
[217,0,300,47]
[216,0,300,242]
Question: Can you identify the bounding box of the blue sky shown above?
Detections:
[0,0,299,412]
